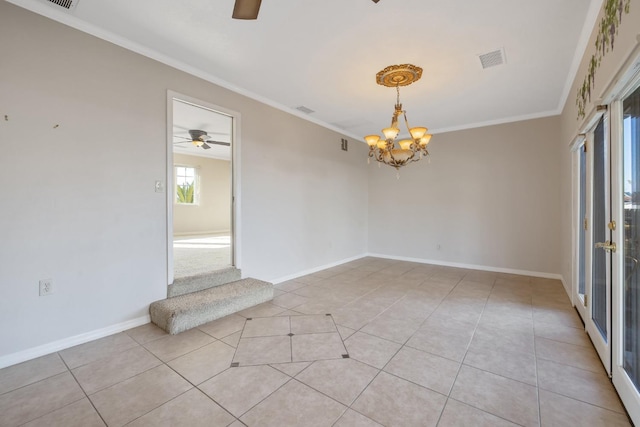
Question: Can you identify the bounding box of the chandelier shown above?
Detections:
[364,64,432,169]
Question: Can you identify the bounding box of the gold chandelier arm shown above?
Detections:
[373,148,385,163]
[403,111,412,139]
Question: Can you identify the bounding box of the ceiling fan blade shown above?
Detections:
[206,140,231,146]
[201,142,212,150]
[232,0,261,19]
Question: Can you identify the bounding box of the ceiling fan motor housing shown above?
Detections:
[188,129,207,141]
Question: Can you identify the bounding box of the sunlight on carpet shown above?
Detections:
[173,234,232,279]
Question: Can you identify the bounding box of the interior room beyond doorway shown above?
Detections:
[171,98,234,279]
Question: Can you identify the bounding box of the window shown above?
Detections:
[175,166,199,205]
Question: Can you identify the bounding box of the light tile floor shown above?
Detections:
[0,258,633,426]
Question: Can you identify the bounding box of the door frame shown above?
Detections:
[575,44,640,424]
[588,111,612,374]
[571,132,589,323]
[572,108,612,374]
[166,91,242,286]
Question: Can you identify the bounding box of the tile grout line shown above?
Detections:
[3,262,622,426]
[342,271,457,342]
[443,396,529,426]
[342,268,474,425]
[433,276,496,426]
[58,350,110,427]
[289,316,293,363]
[0,359,69,398]
[233,376,296,421]
[227,318,249,367]
[536,382,629,414]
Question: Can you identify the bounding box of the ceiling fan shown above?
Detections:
[233,0,380,20]
[174,130,231,150]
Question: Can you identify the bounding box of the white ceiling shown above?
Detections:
[172,99,232,161]
[12,0,601,139]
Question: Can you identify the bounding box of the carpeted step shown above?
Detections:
[150,278,273,335]
[168,266,241,297]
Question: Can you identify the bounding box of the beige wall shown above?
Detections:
[559,3,640,294]
[173,153,231,235]
[368,116,562,274]
[0,2,368,361]
[4,0,631,364]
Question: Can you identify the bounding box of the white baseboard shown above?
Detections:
[0,253,562,369]
[366,253,564,280]
[0,315,150,370]
[560,275,570,297]
[270,252,563,285]
[270,253,368,284]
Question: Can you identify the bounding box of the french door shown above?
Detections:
[612,80,640,424]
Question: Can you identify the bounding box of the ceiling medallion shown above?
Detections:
[376,64,423,87]
[365,64,432,172]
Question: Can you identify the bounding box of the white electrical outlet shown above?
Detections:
[39,279,53,296]
[155,180,164,193]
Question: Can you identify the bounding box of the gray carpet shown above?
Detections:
[173,234,232,279]
[150,278,273,334]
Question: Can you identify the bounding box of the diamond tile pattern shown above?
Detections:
[232,314,348,366]
[0,258,631,426]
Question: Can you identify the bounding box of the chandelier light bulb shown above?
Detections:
[399,139,412,150]
[409,127,428,140]
[419,134,432,146]
[382,127,400,140]
[364,135,381,146]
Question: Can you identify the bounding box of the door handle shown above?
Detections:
[595,241,617,253]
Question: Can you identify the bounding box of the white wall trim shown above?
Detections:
[4,0,363,142]
[429,109,561,135]
[270,254,368,284]
[0,315,150,370]
[6,0,595,143]
[366,253,563,280]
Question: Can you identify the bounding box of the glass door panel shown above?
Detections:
[580,114,612,375]
[623,85,640,388]
[592,118,610,340]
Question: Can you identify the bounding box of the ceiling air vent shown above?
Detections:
[295,105,315,114]
[479,48,506,69]
[41,0,79,11]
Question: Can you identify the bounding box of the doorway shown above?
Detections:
[167,93,240,284]
[572,57,640,424]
